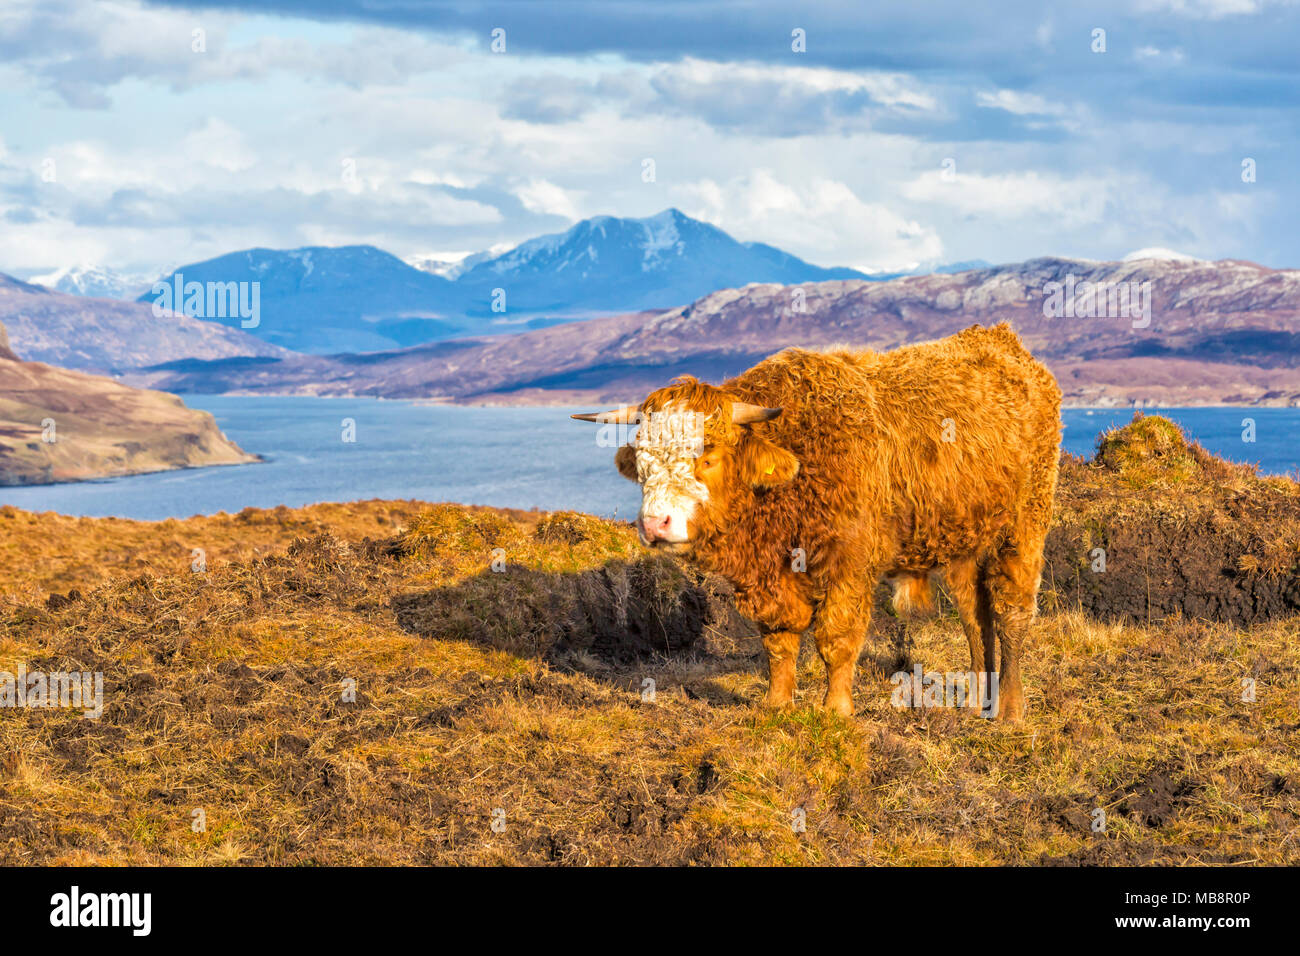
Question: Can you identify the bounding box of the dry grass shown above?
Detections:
[1,475,1298,864]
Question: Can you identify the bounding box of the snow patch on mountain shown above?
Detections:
[640,209,683,271]
[288,250,315,278]
[28,264,163,300]
[1123,247,1203,263]
[406,245,509,280]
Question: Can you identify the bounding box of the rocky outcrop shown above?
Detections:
[0,322,259,486]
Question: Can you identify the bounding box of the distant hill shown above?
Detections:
[133,210,873,354]
[0,320,258,485]
[121,256,1300,407]
[0,274,289,375]
[137,245,461,354]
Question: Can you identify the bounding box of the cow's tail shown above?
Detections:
[890,572,936,619]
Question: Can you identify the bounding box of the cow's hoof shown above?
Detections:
[821,695,854,718]
[996,695,1025,723]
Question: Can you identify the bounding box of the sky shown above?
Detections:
[1,0,1297,276]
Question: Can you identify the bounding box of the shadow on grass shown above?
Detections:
[391,557,762,697]
[391,556,917,708]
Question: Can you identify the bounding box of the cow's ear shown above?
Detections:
[737,436,799,488]
[615,444,638,480]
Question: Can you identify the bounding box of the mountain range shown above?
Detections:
[121,209,876,354]
[17,210,990,362]
[7,211,1298,408]
[119,256,1300,408]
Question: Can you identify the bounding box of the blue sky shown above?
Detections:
[1,0,1297,276]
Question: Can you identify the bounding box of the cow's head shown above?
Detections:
[572,378,799,549]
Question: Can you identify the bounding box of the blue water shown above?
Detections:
[0,398,1296,521]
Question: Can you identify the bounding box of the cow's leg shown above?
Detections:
[985,536,1047,723]
[762,629,802,709]
[813,579,871,717]
[945,558,995,713]
[757,589,813,709]
[984,438,1059,722]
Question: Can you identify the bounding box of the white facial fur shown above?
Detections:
[634,407,709,544]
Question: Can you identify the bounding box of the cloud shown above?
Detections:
[492,58,940,137]
[1134,45,1187,64]
[975,90,1070,117]
[646,58,937,136]
[901,168,1115,225]
[181,118,257,172]
[0,0,466,107]
[676,170,944,273]
[514,179,582,220]
[1135,0,1270,18]
[499,74,597,124]
[0,127,503,271]
[1,0,1298,276]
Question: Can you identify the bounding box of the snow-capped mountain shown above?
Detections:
[29,264,161,300]
[452,208,868,316]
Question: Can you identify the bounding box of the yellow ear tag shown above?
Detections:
[765,465,775,475]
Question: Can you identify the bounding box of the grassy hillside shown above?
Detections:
[0,417,1297,865]
[0,323,258,486]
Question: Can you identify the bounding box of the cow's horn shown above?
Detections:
[731,402,783,424]
[571,405,641,424]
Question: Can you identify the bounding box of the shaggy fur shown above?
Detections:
[593,323,1062,719]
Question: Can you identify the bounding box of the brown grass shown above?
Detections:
[1,455,1298,863]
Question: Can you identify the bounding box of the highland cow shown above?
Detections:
[572,323,1062,720]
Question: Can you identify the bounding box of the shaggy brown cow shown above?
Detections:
[572,323,1062,720]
